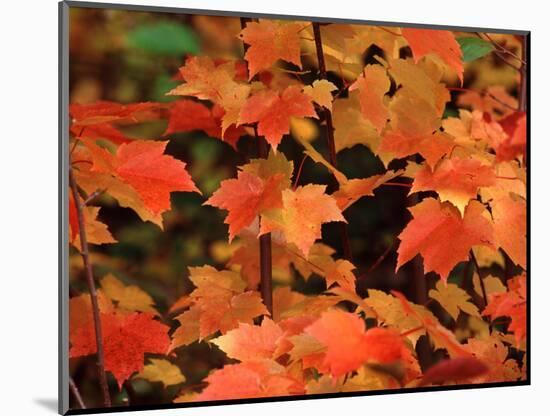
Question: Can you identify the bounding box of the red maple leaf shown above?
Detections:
[70,312,170,388]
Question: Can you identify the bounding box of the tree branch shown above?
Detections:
[69,167,111,407]
[240,17,273,316]
[312,22,353,262]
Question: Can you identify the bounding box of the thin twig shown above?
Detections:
[293,155,309,190]
[69,377,86,409]
[474,33,522,71]
[69,168,111,407]
[367,240,396,274]
[83,189,106,206]
[312,21,353,262]
[482,33,527,65]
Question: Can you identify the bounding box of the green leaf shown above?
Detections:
[127,22,200,56]
[457,37,494,62]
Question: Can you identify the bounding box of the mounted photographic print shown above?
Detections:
[59,1,530,414]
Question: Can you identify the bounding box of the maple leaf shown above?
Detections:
[392,290,470,358]
[135,358,186,387]
[490,195,526,269]
[332,170,403,210]
[303,80,338,111]
[69,204,117,250]
[496,112,526,162]
[419,356,488,386]
[483,274,527,345]
[305,309,413,378]
[81,139,200,217]
[238,86,317,150]
[205,170,285,241]
[324,259,357,292]
[167,57,253,135]
[74,168,164,228]
[428,280,480,321]
[380,130,455,169]
[305,309,371,377]
[401,28,464,83]
[396,198,494,281]
[260,184,346,257]
[167,56,236,102]
[364,289,426,346]
[332,92,382,154]
[69,292,113,338]
[196,359,303,401]
[70,101,160,145]
[114,140,200,215]
[70,101,160,126]
[100,274,157,315]
[70,312,170,389]
[170,266,268,350]
[164,99,245,148]
[465,337,522,383]
[170,305,201,350]
[349,64,391,133]
[212,318,284,362]
[410,157,496,215]
[239,20,304,79]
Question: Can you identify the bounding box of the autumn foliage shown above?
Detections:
[67,9,528,411]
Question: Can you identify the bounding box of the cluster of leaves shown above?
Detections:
[68,17,527,408]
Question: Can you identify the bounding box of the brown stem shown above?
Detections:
[469,250,488,307]
[69,168,111,407]
[241,17,273,316]
[312,21,353,262]
[69,377,86,409]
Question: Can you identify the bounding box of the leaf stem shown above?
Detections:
[69,167,111,407]
[312,21,353,262]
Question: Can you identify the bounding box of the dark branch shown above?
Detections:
[69,168,111,407]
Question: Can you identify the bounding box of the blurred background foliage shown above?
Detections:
[68,6,522,407]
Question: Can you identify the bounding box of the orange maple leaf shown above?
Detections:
[196,359,303,401]
[170,266,268,350]
[396,198,494,281]
[483,274,527,345]
[70,101,160,145]
[205,171,285,242]
[260,184,345,257]
[164,100,246,148]
[239,20,304,79]
[401,28,464,83]
[490,195,526,269]
[380,130,455,169]
[305,309,413,378]
[411,157,496,215]
[70,312,170,389]
[82,139,200,216]
[238,86,317,150]
[349,65,391,133]
[305,309,370,377]
[212,318,284,362]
